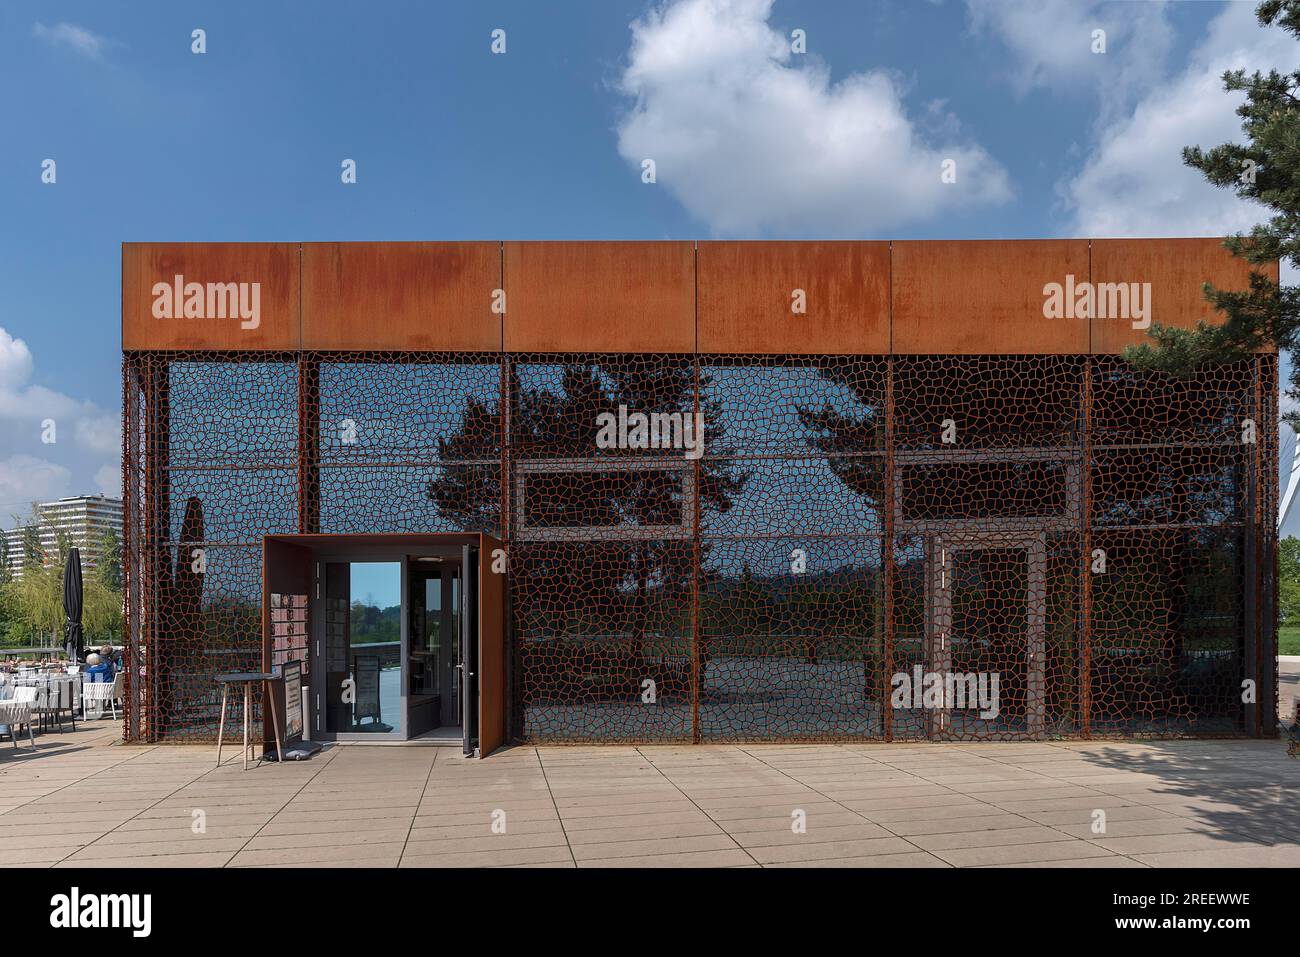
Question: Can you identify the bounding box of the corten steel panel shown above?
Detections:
[891,240,1090,354]
[261,538,312,673]
[1090,238,1280,355]
[265,533,482,548]
[503,241,695,352]
[259,533,506,752]
[697,242,889,354]
[261,538,312,753]
[302,242,501,351]
[478,533,506,757]
[122,243,301,351]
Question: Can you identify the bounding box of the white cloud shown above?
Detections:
[0,332,83,425]
[0,328,118,456]
[0,330,34,385]
[32,21,109,61]
[0,455,72,517]
[94,464,122,499]
[1063,2,1296,238]
[75,414,122,457]
[615,0,1012,235]
[0,327,119,516]
[966,0,1174,125]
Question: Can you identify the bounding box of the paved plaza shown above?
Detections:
[2,719,1299,868]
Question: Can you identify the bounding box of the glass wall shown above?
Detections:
[124,350,1275,743]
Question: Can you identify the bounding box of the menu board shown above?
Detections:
[270,593,309,676]
[282,660,303,744]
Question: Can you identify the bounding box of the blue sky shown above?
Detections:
[351,562,402,612]
[0,0,1296,527]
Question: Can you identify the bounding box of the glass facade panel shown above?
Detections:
[123,351,1277,743]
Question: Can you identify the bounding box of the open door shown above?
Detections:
[477,534,505,757]
[461,543,479,756]
[459,536,506,758]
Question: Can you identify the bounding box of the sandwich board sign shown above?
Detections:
[282,660,303,745]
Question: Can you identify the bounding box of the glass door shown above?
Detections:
[316,560,405,739]
[461,544,479,756]
[407,557,462,738]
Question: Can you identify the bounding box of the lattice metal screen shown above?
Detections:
[122,351,1278,743]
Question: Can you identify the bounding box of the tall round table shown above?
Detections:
[215,672,284,770]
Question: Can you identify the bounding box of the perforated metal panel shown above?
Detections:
[122,351,1277,743]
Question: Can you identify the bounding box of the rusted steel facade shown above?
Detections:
[121,240,1280,743]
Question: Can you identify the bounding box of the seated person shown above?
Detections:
[97,645,118,678]
[83,653,111,683]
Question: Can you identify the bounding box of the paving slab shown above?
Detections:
[932,839,1119,867]
[577,849,756,867]
[2,733,1296,867]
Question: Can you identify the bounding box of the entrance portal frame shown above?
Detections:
[261,532,506,757]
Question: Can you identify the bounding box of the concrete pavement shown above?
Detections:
[1280,656,1299,724]
[3,719,1300,868]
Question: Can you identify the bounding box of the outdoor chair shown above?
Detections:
[82,672,123,721]
[34,678,77,733]
[31,682,50,728]
[0,686,38,749]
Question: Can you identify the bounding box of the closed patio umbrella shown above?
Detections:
[63,547,84,663]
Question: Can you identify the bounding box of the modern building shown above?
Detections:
[121,240,1280,752]
[4,494,124,578]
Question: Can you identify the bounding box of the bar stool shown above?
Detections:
[215,672,284,769]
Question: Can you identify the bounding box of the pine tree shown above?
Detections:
[1125,0,1300,428]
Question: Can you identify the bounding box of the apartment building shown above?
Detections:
[4,495,124,579]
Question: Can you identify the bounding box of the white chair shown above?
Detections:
[0,686,37,749]
[34,677,77,732]
[81,681,103,720]
[82,672,123,721]
[109,671,123,716]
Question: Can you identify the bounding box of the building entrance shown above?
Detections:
[263,533,503,756]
